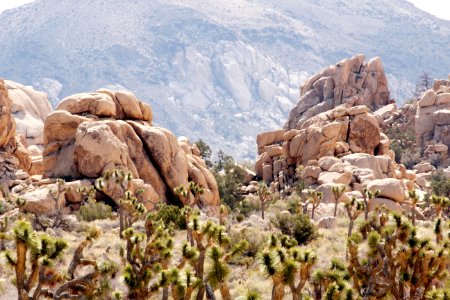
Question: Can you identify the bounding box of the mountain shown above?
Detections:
[0,0,449,160]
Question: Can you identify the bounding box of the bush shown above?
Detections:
[430,170,450,197]
[76,199,113,222]
[237,197,260,217]
[386,126,417,164]
[235,213,244,223]
[271,212,317,245]
[400,148,421,169]
[153,203,186,229]
[287,196,301,214]
[229,227,267,259]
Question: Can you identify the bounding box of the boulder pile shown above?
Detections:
[415,76,450,166]
[41,90,219,210]
[286,54,391,130]
[254,55,425,215]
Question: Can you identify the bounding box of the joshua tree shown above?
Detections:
[407,189,420,225]
[431,195,450,218]
[306,190,323,220]
[2,220,116,300]
[362,188,379,220]
[260,234,317,300]
[206,241,248,300]
[331,184,347,217]
[257,181,271,220]
[174,181,205,209]
[310,258,353,300]
[345,197,365,237]
[122,219,174,299]
[347,214,449,299]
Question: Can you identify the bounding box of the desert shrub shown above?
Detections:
[271,212,317,245]
[430,170,450,197]
[229,227,267,259]
[429,153,442,168]
[0,200,14,215]
[237,197,260,217]
[153,203,186,229]
[213,151,246,209]
[76,199,113,222]
[386,126,417,164]
[400,148,421,169]
[235,213,244,223]
[287,196,301,214]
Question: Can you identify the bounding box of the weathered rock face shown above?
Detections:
[43,90,219,208]
[6,80,52,149]
[0,79,34,178]
[285,54,390,130]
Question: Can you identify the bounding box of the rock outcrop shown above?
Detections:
[43,90,220,208]
[286,54,390,130]
[414,76,450,166]
[254,55,423,214]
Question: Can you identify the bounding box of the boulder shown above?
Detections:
[6,80,52,147]
[318,156,341,171]
[369,197,403,213]
[317,216,337,229]
[366,178,406,202]
[317,171,352,185]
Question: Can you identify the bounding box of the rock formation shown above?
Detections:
[42,90,219,209]
[286,54,390,130]
[255,55,423,214]
[414,76,450,165]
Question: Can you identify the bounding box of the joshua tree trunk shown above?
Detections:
[219,282,232,300]
[311,206,316,220]
[196,248,206,300]
[16,242,28,300]
[261,201,265,220]
[271,277,284,300]
[334,200,338,217]
[348,219,354,237]
[412,205,416,226]
[363,198,369,221]
[162,287,169,300]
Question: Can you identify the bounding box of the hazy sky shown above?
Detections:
[0,0,449,20]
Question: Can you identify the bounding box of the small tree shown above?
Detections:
[306,190,323,220]
[331,185,347,217]
[431,195,450,218]
[257,182,271,220]
[362,188,380,220]
[345,197,365,237]
[194,139,213,167]
[407,189,420,225]
[414,71,433,98]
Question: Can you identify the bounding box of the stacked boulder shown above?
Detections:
[415,76,450,166]
[41,90,219,210]
[255,55,422,213]
[286,54,391,130]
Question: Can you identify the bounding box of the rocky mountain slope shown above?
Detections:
[0,0,449,159]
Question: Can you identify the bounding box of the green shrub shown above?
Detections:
[235,213,244,223]
[287,196,301,214]
[76,199,113,221]
[430,170,450,197]
[271,212,317,245]
[153,203,186,229]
